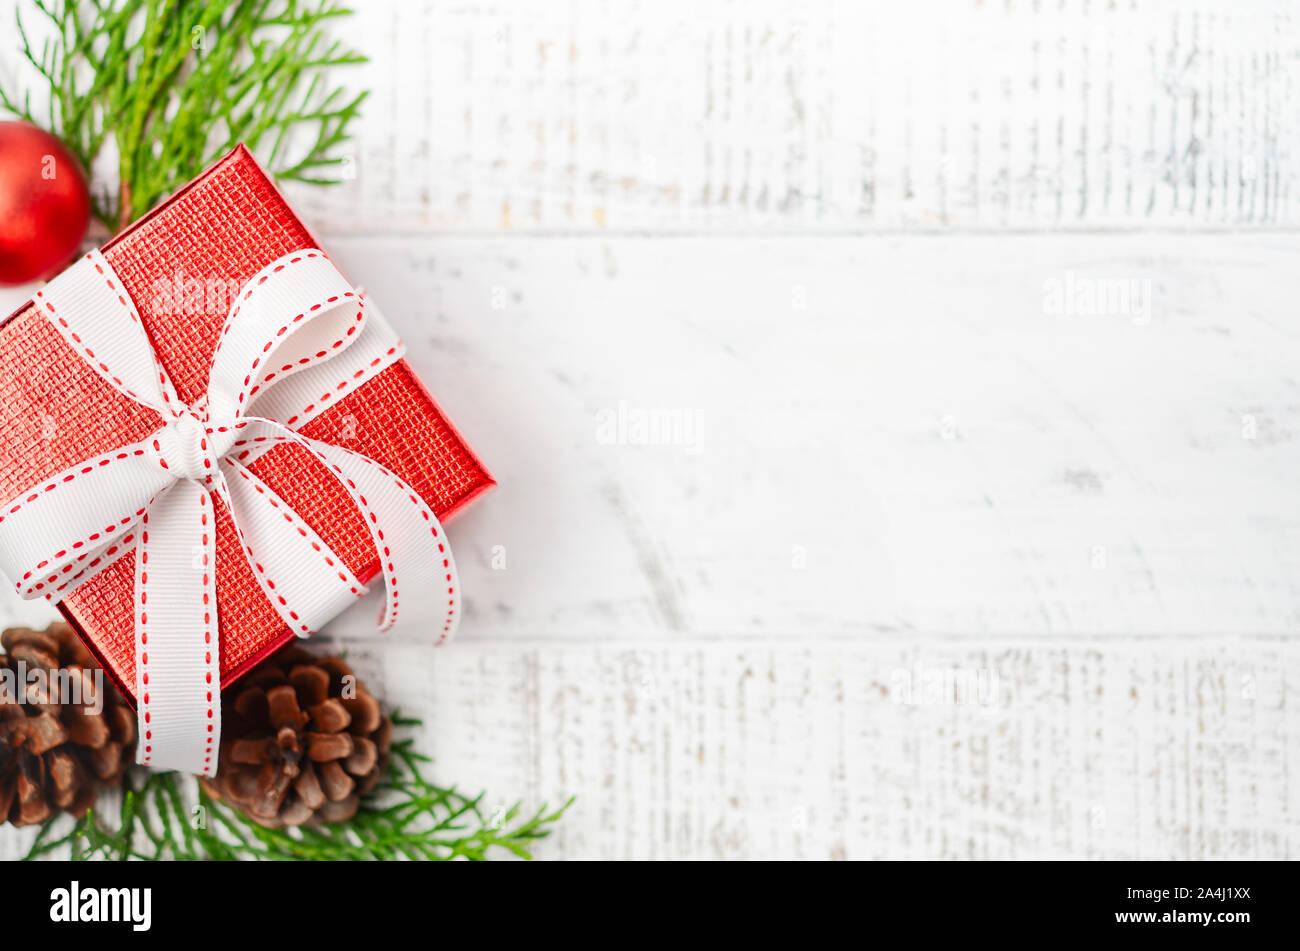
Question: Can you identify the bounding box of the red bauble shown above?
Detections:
[0,121,91,286]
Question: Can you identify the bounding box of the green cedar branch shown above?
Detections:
[0,0,366,232]
[24,715,573,861]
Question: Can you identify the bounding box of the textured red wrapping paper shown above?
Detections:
[0,145,493,705]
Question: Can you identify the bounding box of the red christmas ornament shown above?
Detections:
[0,121,91,286]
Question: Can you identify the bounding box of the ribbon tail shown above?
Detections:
[134,481,221,776]
[303,438,461,641]
[216,457,368,637]
[228,420,461,641]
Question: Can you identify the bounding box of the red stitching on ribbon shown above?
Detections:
[0,451,148,527]
[231,466,359,593]
[236,300,360,407]
[392,480,457,641]
[214,479,313,638]
[238,544,311,636]
[212,251,328,362]
[39,533,137,602]
[139,514,152,766]
[225,432,453,635]
[19,504,146,595]
[201,493,215,772]
[36,288,151,405]
[331,473,398,629]
[282,345,398,427]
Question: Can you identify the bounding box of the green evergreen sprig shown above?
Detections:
[0,0,367,232]
[23,715,573,861]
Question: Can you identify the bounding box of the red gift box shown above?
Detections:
[0,145,493,706]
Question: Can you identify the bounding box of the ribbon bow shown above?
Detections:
[0,249,460,775]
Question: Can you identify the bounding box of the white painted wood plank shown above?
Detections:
[540,637,1300,859]
[3,0,1298,233]
[321,635,1300,859]
[4,637,1293,859]
[283,0,1300,233]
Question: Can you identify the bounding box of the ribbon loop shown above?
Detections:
[35,250,180,416]
[206,250,363,423]
[0,247,461,777]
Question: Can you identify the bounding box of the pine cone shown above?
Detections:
[201,645,392,827]
[0,622,136,827]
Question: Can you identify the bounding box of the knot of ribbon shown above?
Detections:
[0,248,460,775]
[156,406,232,483]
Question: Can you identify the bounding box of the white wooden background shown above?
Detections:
[3,0,1300,859]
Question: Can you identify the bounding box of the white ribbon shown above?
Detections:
[0,249,461,775]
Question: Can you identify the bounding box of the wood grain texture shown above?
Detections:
[282,0,1300,233]
[1,0,1296,233]
[4,637,1294,860]
[399,637,1300,859]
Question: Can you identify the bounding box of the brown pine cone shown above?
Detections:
[0,622,136,827]
[201,644,392,828]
